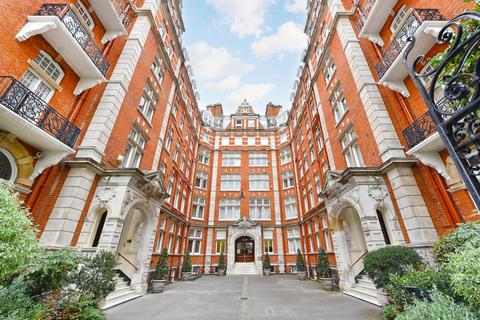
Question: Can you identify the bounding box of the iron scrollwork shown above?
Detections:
[404,11,480,209]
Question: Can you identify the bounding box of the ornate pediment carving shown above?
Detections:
[319,171,347,200]
[233,216,257,229]
[140,172,167,201]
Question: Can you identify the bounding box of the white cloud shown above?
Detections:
[251,21,307,60]
[187,42,254,81]
[227,83,274,104]
[285,0,307,13]
[206,0,275,38]
[205,76,240,92]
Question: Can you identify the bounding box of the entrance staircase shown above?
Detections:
[232,262,258,275]
[344,275,381,306]
[102,273,142,310]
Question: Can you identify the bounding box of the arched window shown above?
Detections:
[92,210,107,247]
[376,210,391,245]
[0,149,17,184]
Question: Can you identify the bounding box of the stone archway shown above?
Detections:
[235,236,255,263]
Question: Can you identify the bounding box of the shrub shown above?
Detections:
[395,290,479,320]
[153,249,169,280]
[0,277,43,320]
[383,304,400,320]
[263,252,270,269]
[218,251,225,270]
[74,251,117,301]
[443,245,480,308]
[316,248,332,278]
[0,184,39,284]
[364,246,422,289]
[433,222,480,265]
[182,252,192,273]
[296,249,305,272]
[40,290,105,320]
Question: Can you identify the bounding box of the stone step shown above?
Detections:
[344,285,381,307]
[232,263,258,275]
[103,290,142,310]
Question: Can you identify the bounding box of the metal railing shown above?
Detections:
[36,4,110,76]
[0,76,80,148]
[403,111,437,149]
[113,0,131,29]
[375,8,444,78]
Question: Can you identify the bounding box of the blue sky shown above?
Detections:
[182,0,308,115]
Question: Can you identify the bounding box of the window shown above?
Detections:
[310,146,316,162]
[331,85,348,123]
[0,149,17,184]
[220,174,241,191]
[219,199,241,220]
[264,230,274,254]
[216,230,226,254]
[222,153,241,166]
[309,184,315,207]
[156,216,166,251]
[198,148,210,165]
[75,1,95,29]
[282,170,295,189]
[249,199,271,220]
[138,83,157,122]
[321,23,329,41]
[165,128,173,151]
[322,162,329,175]
[260,137,269,146]
[188,228,202,254]
[280,148,292,165]
[323,53,336,84]
[304,151,309,171]
[122,127,146,168]
[341,129,364,167]
[322,215,332,251]
[234,137,243,146]
[173,143,179,162]
[203,132,209,143]
[287,227,301,253]
[180,189,187,213]
[195,171,208,189]
[316,129,324,150]
[222,137,229,145]
[284,196,297,219]
[248,119,255,128]
[249,153,268,166]
[303,189,309,212]
[166,175,174,203]
[173,185,181,209]
[151,55,164,84]
[236,119,242,127]
[314,172,321,194]
[390,5,408,32]
[249,174,269,191]
[247,137,256,145]
[172,100,178,117]
[192,197,205,219]
[280,133,288,144]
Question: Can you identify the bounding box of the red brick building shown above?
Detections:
[0,0,477,308]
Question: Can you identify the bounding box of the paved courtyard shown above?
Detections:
[106,275,382,320]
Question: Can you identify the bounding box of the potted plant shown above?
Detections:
[296,249,307,280]
[152,248,169,293]
[263,252,271,276]
[181,252,192,281]
[316,248,334,290]
[217,251,226,276]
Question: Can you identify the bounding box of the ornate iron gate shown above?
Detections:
[404,12,480,209]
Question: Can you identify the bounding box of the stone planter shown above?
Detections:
[151,279,167,293]
[317,277,334,291]
[264,268,271,276]
[218,268,226,276]
[297,271,307,280]
[376,289,390,306]
[182,272,191,281]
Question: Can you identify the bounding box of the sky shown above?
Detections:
[182,0,308,115]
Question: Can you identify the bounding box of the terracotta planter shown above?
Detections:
[182,272,191,281]
[264,268,271,276]
[297,271,307,280]
[376,289,390,306]
[317,277,334,291]
[218,268,226,276]
[151,279,167,293]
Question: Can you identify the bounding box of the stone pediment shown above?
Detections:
[140,171,168,202]
[232,216,257,229]
[319,170,346,200]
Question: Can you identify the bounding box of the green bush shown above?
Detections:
[182,252,192,273]
[296,249,305,272]
[433,222,480,265]
[386,267,454,310]
[0,277,43,320]
[40,290,105,320]
[0,184,39,284]
[383,304,400,320]
[263,252,270,269]
[218,251,225,270]
[364,246,422,289]
[444,245,480,308]
[153,249,169,280]
[396,290,479,320]
[316,248,332,278]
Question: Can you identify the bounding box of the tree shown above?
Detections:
[296,249,305,272]
[0,184,39,284]
[182,252,192,273]
[264,252,271,270]
[153,248,169,280]
[218,251,225,270]
[316,248,332,278]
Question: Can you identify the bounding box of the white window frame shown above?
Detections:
[249,153,268,167]
[249,199,271,220]
[188,228,202,254]
[249,174,269,191]
[284,196,298,219]
[192,197,205,220]
[75,1,95,30]
[222,153,241,167]
[220,174,241,191]
[287,227,301,253]
[282,170,295,189]
[195,171,208,189]
[219,199,241,220]
[341,129,364,167]
[280,148,292,165]
[122,127,146,168]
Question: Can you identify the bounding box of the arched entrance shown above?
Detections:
[235,236,254,262]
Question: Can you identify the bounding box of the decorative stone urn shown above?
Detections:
[181,272,191,281]
[317,277,334,291]
[297,270,307,280]
[151,279,167,293]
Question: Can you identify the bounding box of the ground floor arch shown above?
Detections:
[235,236,255,263]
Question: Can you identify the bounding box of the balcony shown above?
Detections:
[89,0,131,43]
[403,111,448,178]
[0,76,78,178]
[375,9,446,97]
[16,4,110,95]
[359,0,398,45]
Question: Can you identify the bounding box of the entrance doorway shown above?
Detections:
[235,236,254,262]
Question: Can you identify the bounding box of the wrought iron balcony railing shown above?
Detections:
[354,0,375,31]
[0,76,80,148]
[36,4,110,76]
[375,8,444,79]
[113,0,131,29]
[402,111,437,149]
